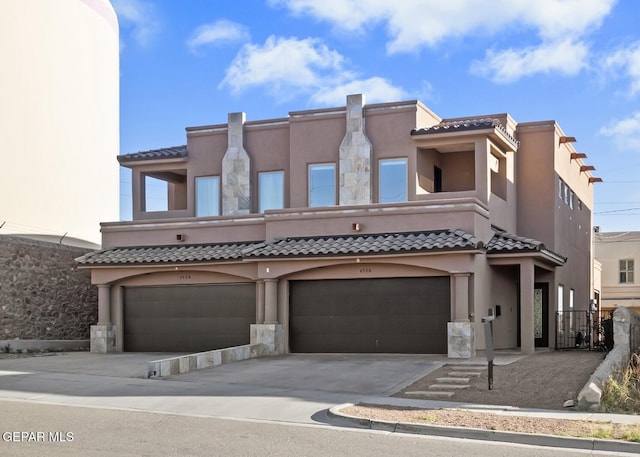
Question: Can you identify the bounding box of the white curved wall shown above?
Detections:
[0,0,119,247]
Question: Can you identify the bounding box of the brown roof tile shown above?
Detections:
[117,145,188,163]
[244,229,482,258]
[75,241,260,266]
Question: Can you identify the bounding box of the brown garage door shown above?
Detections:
[290,277,450,353]
[123,284,255,352]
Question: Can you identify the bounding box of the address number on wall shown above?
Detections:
[179,274,192,280]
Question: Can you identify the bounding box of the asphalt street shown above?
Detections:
[0,400,620,457]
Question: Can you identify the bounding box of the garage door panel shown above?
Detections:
[290,277,450,354]
[123,284,255,352]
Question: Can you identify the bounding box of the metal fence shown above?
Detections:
[555,310,593,350]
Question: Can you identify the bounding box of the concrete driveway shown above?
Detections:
[169,353,442,395]
[0,352,444,424]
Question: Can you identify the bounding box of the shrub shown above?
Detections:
[601,353,640,413]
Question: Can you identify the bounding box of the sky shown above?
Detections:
[112,0,640,232]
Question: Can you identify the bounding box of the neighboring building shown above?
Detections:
[78,94,598,357]
[594,231,640,316]
[0,0,119,248]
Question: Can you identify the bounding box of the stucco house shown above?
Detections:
[77,94,598,358]
[594,231,640,316]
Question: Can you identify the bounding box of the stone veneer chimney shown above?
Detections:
[222,112,251,215]
[339,94,372,205]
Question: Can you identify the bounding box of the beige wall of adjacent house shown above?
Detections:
[595,232,640,314]
[0,0,119,247]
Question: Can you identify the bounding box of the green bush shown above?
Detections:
[601,353,640,414]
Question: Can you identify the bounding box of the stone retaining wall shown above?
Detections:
[0,235,97,344]
[577,307,640,410]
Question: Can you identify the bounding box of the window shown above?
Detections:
[558,285,564,312]
[259,171,284,212]
[620,259,634,284]
[559,178,564,199]
[195,176,220,217]
[569,190,574,209]
[569,289,575,330]
[379,158,408,203]
[308,163,335,207]
[557,284,564,332]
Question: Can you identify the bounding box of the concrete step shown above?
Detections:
[436,377,470,383]
[405,391,455,398]
[428,384,470,390]
[449,371,482,377]
[451,365,487,370]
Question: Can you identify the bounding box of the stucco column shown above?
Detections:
[452,273,470,322]
[97,284,111,325]
[112,285,123,352]
[256,280,265,324]
[264,279,279,324]
[474,138,490,204]
[520,260,536,355]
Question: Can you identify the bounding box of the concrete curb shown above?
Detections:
[328,403,640,454]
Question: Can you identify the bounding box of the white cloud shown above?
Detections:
[187,20,250,53]
[600,112,640,151]
[111,0,160,47]
[310,77,408,106]
[270,0,615,82]
[270,0,615,52]
[220,36,407,105]
[601,42,640,96]
[471,39,589,83]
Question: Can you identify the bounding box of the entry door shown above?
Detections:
[533,283,549,347]
[517,282,549,348]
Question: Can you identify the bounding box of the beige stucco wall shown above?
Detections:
[595,232,640,314]
[0,0,119,247]
[516,122,594,315]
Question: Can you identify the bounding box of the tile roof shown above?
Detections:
[75,241,260,266]
[244,229,482,258]
[75,231,566,267]
[411,118,518,146]
[117,145,188,163]
[487,232,566,264]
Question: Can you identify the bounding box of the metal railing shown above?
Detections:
[555,310,593,350]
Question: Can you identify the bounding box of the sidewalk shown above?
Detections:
[328,396,640,454]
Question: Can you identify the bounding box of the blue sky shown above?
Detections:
[113,0,640,231]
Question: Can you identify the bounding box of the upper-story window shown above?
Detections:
[259,171,284,212]
[195,176,220,217]
[379,158,408,203]
[620,259,634,284]
[308,163,336,207]
[489,151,507,200]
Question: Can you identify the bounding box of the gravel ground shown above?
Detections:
[341,404,640,441]
[344,351,640,440]
[396,350,605,409]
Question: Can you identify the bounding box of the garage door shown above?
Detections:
[123,284,255,352]
[290,277,450,353]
